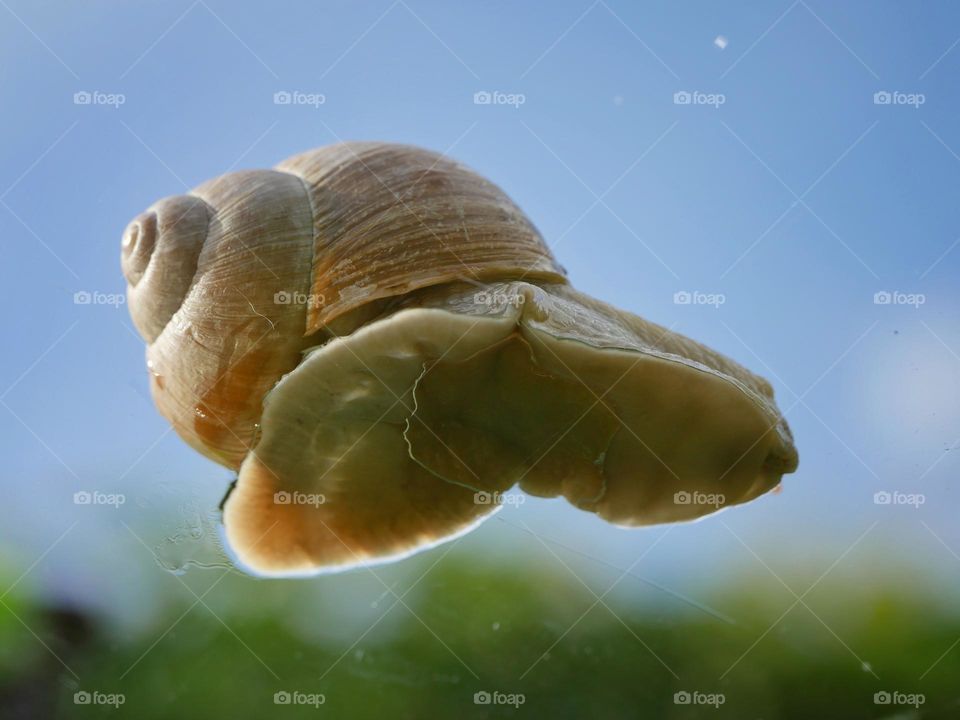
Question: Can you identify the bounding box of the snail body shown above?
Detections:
[123,142,797,576]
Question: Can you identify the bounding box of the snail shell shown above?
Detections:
[122,142,797,576]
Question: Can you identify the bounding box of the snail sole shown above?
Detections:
[223,282,797,576]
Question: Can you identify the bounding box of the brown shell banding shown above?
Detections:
[126,143,566,467]
[275,143,567,333]
[145,170,316,468]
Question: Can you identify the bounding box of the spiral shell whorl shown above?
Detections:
[142,170,316,467]
[122,195,211,343]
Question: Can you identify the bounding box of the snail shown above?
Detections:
[122,142,798,577]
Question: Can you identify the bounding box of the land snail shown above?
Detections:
[122,142,798,577]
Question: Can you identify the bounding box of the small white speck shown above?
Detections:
[492,622,500,631]
[714,35,728,50]
[613,95,624,106]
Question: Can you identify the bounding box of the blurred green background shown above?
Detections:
[2,513,959,719]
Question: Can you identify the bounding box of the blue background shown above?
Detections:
[1,0,958,632]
